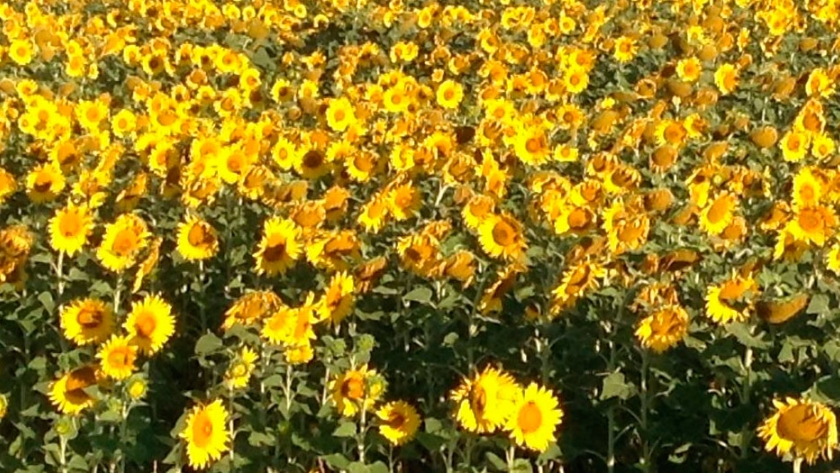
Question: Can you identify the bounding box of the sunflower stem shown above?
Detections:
[229,387,236,473]
[739,342,754,459]
[59,432,68,473]
[639,348,652,473]
[505,444,516,471]
[357,392,368,464]
[284,363,294,412]
[793,457,803,473]
[113,275,123,318]
[56,250,65,297]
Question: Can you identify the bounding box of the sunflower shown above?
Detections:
[177,215,219,261]
[699,192,737,236]
[462,194,495,230]
[478,213,527,261]
[48,365,100,415]
[758,397,838,465]
[386,182,421,221]
[124,294,175,355]
[222,290,282,330]
[506,383,563,453]
[827,244,840,275]
[676,56,702,82]
[436,79,464,109]
[224,346,258,390]
[97,214,150,272]
[792,167,822,210]
[9,39,34,66]
[97,335,138,381]
[326,97,356,132]
[786,205,836,247]
[180,399,231,470]
[330,365,385,417]
[450,366,521,434]
[254,217,301,276]
[376,401,421,446]
[635,305,689,353]
[705,275,757,324]
[26,164,65,203]
[60,298,114,346]
[316,271,355,326]
[714,63,739,95]
[48,203,93,256]
[780,130,810,162]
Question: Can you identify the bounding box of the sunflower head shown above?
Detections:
[376,401,421,446]
[450,366,521,434]
[330,365,385,417]
[506,382,563,453]
[49,203,93,256]
[48,365,101,415]
[758,397,838,465]
[177,215,219,261]
[60,298,114,346]
[179,399,231,470]
[97,335,138,381]
[124,294,175,355]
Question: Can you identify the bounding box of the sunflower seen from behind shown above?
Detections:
[60,298,114,346]
[376,401,421,446]
[176,214,219,261]
[180,399,230,470]
[758,397,838,465]
[49,203,93,256]
[506,383,563,453]
[124,294,175,355]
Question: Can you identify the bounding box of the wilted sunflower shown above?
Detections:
[254,217,301,276]
[222,290,282,330]
[506,383,563,453]
[450,366,521,434]
[224,346,258,390]
[330,364,385,417]
[97,335,138,381]
[758,397,838,465]
[48,365,100,415]
[48,203,93,256]
[705,275,757,324]
[635,305,689,353]
[124,294,175,355]
[60,298,114,346]
[97,214,150,272]
[177,215,219,261]
[376,401,421,446]
[478,213,527,261]
[180,399,230,470]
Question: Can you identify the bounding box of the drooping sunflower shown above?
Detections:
[180,399,231,470]
[48,365,101,415]
[705,275,758,324]
[177,215,219,261]
[49,203,93,256]
[450,366,521,434]
[97,214,150,272]
[124,294,175,355]
[316,271,355,326]
[478,213,527,261]
[60,298,114,346]
[699,192,737,236]
[224,346,258,390]
[758,397,838,465]
[506,383,563,453]
[330,365,385,417]
[376,401,421,446]
[222,290,282,330]
[254,217,301,276]
[635,305,690,353]
[97,335,138,381]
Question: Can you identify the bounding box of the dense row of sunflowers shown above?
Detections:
[2,0,840,471]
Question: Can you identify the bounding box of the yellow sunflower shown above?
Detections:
[330,365,385,417]
[48,365,101,415]
[224,346,258,390]
[376,401,421,446]
[177,215,219,261]
[786,205,836,247]
[254,217,301,276]
[326,96,356,132]
[635,305,689,353]
[506,383,563,453]
[124,294,175,355]
[705,275,757,324]
[60,298,114,346]
[26,163,65,203]
[450,366,521,434]
[792,167,822,210]
[758,397,838,465]
[316,271,355,326]
[780,130,810,163]
[97,335,138,381]
[180,399,230,470]
[436,79,464,109]
[478,213,527,261]
[49,203,93,256]
[222,290,282,330]
[97,214,150,273]
[699,192,737,236]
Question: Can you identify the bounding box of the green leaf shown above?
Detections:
[807,294,830,315]
[368,462,390,473]
[333,421,357,437]
[38,292,54,313]
[404,286,433,304]
[537,443,562,462]
[486,451,507,471]
[425,417,443,434]
[247,431,275,447]
[725,322,769,349]
[600,371,635,400]
[347,463,370,473]
[322,453,351,470]
[194,332,223,355]
[416,432,445,451]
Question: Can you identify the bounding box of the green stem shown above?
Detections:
[113,275,123,318]
[357,393,368,464]
[59,433,68,473]
[640,350,652,473]
[793,457,803,473]
[505,444,516,471]
[740,344,754,459]
[284,363,294,413]
[56,251,65,297]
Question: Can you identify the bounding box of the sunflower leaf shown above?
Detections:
[601,371,635,400]
[333,420,357,437]
[194,332,223,356]
[404,286,433,304]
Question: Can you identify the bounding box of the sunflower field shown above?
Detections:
[6,0,840,471]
